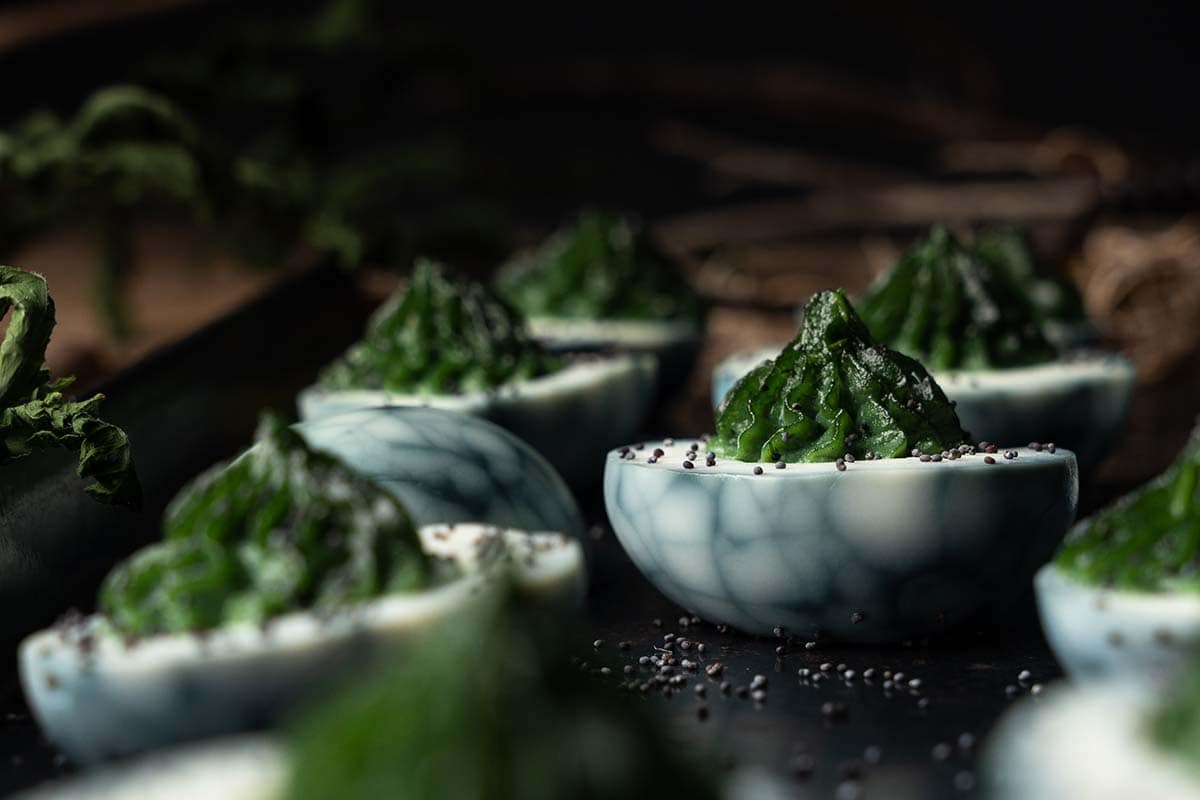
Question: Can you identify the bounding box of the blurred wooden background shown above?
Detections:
[1,1,1197,497]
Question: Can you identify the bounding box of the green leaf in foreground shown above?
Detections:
[99,413,431,637]
[1056,421,1200,592]
[285,596,720,800]
[713,289,965,463]
[0,266,140,507]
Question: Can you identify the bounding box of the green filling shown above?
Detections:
[1149,658,1200,769]
[712,289,965,463]
[1056,423,1200,592]
[495,211,701,322]
[319,260,560,395]
[974,225,1090,333]
[859,226,1058,370]
[0,266,140,507]
[284,596,719,800]
[99,413,431,636]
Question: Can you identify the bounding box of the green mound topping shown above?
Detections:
[1149,658,1200,769]
[99,414,431,636]
[319,260,560,395]
[713,289,966,463]
[0,266,140,507]
[285,597,719,800]
[859,225,1058,370]
[495,211,701,322]
[974,225,1090,334]
[1056,422,1200,592]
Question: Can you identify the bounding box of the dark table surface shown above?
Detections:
[578,504,1063,800]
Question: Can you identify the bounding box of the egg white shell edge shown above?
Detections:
[604,440,1078,641]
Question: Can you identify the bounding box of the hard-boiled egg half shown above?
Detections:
[984,659,1200,800]
[20,415,584,764]
[608,290,1078,642]
[493,211,705,391]
[298,260,655,489]
[1037,420,1200,681]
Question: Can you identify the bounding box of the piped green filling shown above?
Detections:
[319,260,560,395]
[974,225,1090,334]
[1056,423,1200,592]
[495,211,701,322]
[99,414,431,637]
[859,226,1057,370]
[712,289,966,463]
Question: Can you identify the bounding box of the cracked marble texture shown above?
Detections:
[605,441,1078,641]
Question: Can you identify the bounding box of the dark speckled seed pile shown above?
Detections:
[572,518,1065,800]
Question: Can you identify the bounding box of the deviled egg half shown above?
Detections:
[18,595,721,800]
[298,260,655,489]
[494,210,705,390]
[608,290,1078,642]
[295,405,585,540]
[19,415,585,764]
[711,226,1134,471]
[984,657,1200,800]
[1036,420,1200,682]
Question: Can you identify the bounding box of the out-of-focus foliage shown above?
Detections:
[0,0,510,335]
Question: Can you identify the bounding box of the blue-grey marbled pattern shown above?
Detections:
[299,356,656,490]
[1035,564,1200,684]
[604,442,1079,642]
[297,407,584,539]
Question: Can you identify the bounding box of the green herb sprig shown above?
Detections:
[0,266,140,507]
